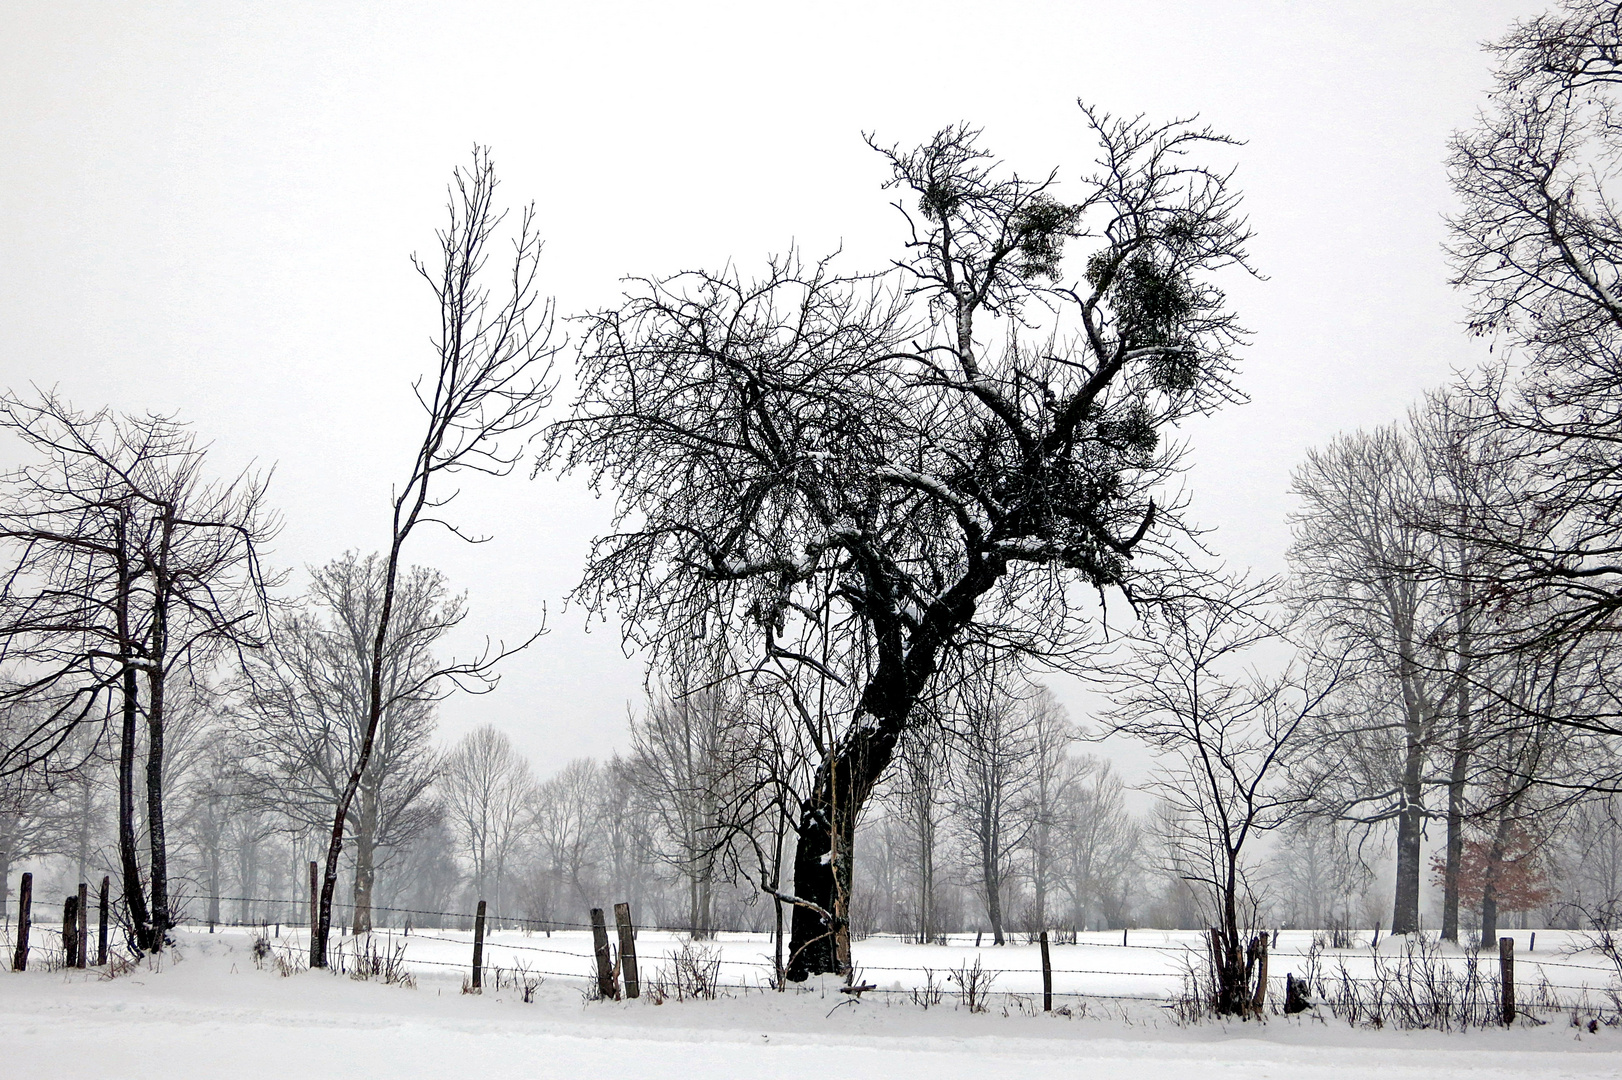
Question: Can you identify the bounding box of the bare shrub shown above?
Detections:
[333,934,415,988]
[486,960,543,1002]
[909,967,946,1009]
[1307,935,1501,1030]
[649,940,723,1001]
[948,956,996,1013]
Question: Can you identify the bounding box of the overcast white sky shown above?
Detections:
[0,0,1534,776]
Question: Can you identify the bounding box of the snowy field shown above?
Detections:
[2,928,1622,1079]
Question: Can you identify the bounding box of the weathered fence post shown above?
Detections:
[1039,930,1052,1013]
[11,872,31,971]
[307,860,318,966]
[614,902,639,1000]
[62,896,78,968]
[1499,936,1515,1025]
[1529,931,1536,953]
[1251,933,1268,1014]
[76,883,88,969]
[1122,927,1128,947]
[590,907,618,1000]
[97,877,109,965]
[471,900,486,991]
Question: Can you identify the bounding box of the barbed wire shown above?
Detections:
[115,891,1621,1004]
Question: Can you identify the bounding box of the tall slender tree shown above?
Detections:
[309,148,554,964]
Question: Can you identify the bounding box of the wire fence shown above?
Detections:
[9,887,1621,1019]
[144,892,1622,1002]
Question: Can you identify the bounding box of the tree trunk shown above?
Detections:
[786,775,852,979]
[1441,743,1470,943]
[1032,824,1049,932]
[144,514,174,950]
[1479,810,1511,950]
[117,659,152,953]
[919,816,934,944]
[984,825,1005,945]
[206,832,221,927]
[238,837,257,924]
[787,719,901,979]
[351,783,377,934]
[1441,609,1474,944]
[785,558,1000,980]
[1214,859,1250,1015]
[1391,719,1425,935]
[145,667,169,949]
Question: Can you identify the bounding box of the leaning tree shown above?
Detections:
[548,107,1255,978]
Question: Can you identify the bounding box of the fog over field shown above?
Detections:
[5,2,1622,1074]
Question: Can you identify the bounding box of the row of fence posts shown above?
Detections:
[1201,926,1520,1025]
[460,900,642,998]
[10,872,110,972]
[8,882,1526,1026]
[583,904,642,999]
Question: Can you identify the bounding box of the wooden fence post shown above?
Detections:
[11,872,31,971]
[62,896,78,968]
[590,907,618,1000]
[307,860,318,966]
[76,883,88,969]
[97,877,108,966]
[1122,927,1128,947]
[471,900,486,991]
[1499,936,1515,1025]
[1251,933,1268,1014]
[1039,930,1052,1013]
[614,902,639,1000]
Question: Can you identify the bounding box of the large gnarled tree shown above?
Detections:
[549,108,1254,978]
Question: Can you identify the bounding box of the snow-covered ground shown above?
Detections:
[2,927,1620,1079]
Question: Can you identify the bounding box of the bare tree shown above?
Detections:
[629,680,745,937]
[1446,0,1622,733]
[0,713,75,924]
[549,108,1255,978]
[235,553,446,933]
[1288,422,1448,936]
[311,147,555,964]
[893,721,948,943]
[532,758,600,915]
[940,661,1037,945]
[1267,816,1371,931]
[439,724,534,918]
[1053,754,1141,931]
[1106,580,1332,1015]
[594,752,660,924]
[1019,687,1076,933]
[0,393,276,951]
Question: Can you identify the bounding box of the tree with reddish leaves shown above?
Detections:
[1431,823,1553,925]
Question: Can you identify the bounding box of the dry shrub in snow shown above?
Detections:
[648,940,723,1002]
[948,956,995,1013]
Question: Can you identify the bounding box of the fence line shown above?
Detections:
[219,924,1613,997]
